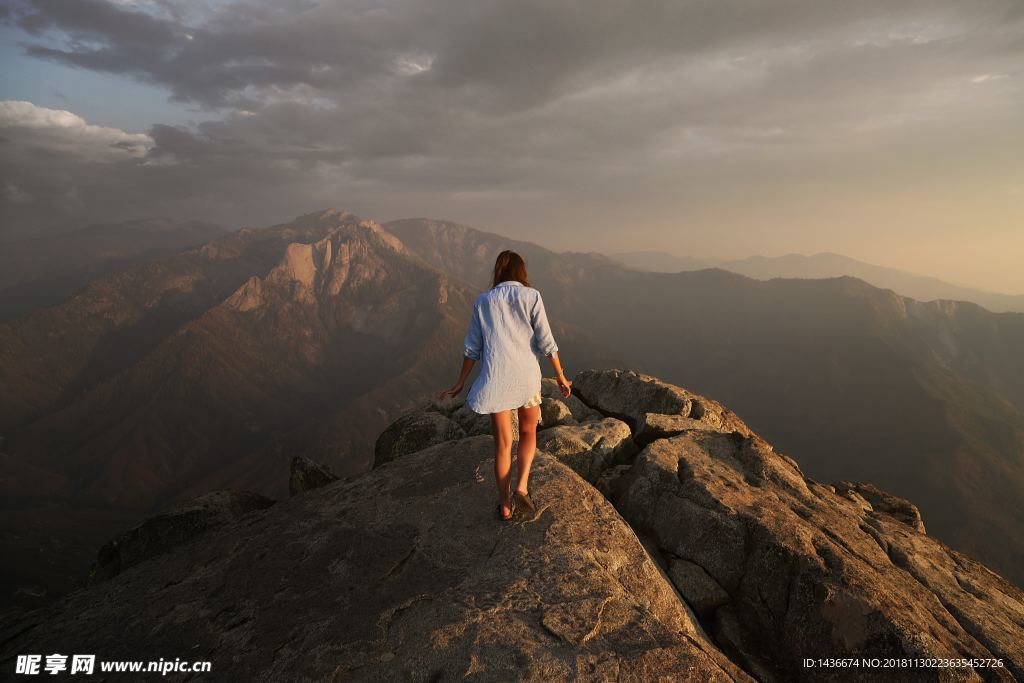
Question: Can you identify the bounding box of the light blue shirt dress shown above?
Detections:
[463,280,559,414]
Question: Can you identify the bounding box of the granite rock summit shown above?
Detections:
[2,369,1021,681]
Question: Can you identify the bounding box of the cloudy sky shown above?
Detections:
[1,0,1022,292]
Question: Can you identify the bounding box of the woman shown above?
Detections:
[439,250,572,521]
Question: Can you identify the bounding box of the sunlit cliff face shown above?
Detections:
[1,0,1022,292]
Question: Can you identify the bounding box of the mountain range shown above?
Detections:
[611,250,1024,313]
[1,210,1021,609]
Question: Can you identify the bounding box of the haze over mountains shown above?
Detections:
[1,210,1022,609]
[1,212,472,603]
[611,250,1024,313]
[0,219,226,323]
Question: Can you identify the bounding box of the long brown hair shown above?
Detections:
[492,250,530,288]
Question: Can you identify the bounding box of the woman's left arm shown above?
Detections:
[530,291,571,396]
[529,291,558,357]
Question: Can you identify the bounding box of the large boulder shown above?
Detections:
[535,417,634,483]
[571,368,693,424]
[571,369,751,443]
[614,428,1024,681]
[374,409,465,466]
[3,436,750,682]
[539,396,574,428]
[88,490,275,585]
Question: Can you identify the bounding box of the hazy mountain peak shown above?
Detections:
[809,251,856,260]
[302,207,357,222]
[350,218,408,254]
[222,217,417,312]
[265,208,362,237]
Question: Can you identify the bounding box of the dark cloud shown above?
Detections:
[16,0,179,45]
[8,1,1018,112]
[1,0,1023,291]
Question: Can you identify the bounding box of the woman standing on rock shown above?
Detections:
[439,250,572,521]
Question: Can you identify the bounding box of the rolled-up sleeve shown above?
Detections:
[463,301,483,360]
[529,291,559,357]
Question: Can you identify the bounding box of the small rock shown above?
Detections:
[539,397,573,428]
[374,410,466,466]
[289,456,340,496]
[834,481,926,533]
[840,489,874,513]
[635,413,707,445]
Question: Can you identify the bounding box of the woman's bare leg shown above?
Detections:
[515,405,541,495]
[491,410,515,517]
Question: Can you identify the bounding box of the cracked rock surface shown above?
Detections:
[541,369,1024,681]
[540,378,604,423]
[535,418,634,484]
[0,435,749,682]
[611,421,1024,681]
[4,368,1021,682]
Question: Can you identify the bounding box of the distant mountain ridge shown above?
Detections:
[3,211,474,500]
[0,218,226,322]
[608,249,723,273]
[611,250,1024,313]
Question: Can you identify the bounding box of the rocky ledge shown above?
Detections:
[2,369,1022,682]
